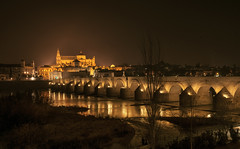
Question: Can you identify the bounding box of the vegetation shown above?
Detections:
[0,91,134,149]
[160,117,234,129]
[168,127,240,149]
[141,35,162,149]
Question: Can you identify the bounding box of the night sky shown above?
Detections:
[0,0,240,66]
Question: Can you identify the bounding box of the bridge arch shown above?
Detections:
[103,78,112,88]
[232,82,240,104]
[115,78,126,89]
[168,83,184,101]
[130,79,141,91]
[196,86,216,105]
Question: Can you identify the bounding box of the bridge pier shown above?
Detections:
[66,82,75,93]
[74,84,84,94]
[180,87,197,107]
[154,92,169,103]
[60,83,67,92]
[120,88,134,99]
[135,86,148,101]
[95,85,106,97]
[50,83,58,92]
[107,87,119,97]
[213,87,234,109]
[84,83,95,96]
[153,87,169,102]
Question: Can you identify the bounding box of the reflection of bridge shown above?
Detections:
[50,77,240,107]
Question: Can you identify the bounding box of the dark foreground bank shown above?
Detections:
[0,93,134,149]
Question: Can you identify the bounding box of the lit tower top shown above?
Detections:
[56,48,61,65]
[57,48,61,57]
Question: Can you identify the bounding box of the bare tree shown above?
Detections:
[141,35,162,149]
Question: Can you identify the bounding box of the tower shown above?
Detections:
[92,56,96,66]
[56,48,61,65]
[21,59,25,67]
[32,60,35,75]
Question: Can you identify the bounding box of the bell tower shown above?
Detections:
[56,48,61,65]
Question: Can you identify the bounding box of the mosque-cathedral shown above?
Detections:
[38,49,97,80]
[56,48,96,67]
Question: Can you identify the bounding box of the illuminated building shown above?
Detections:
[21,60,35,76]
[38,65,54,80]
[0,60,35,80]
[39,49,97,80]
[56,48,96,67]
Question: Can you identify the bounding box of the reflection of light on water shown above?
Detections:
[48,92,215,120]
[107,102,113,116]
[58,92,60,100]
[53,93,56,100]
[140,106,147,117]
[70,94,73,100]
[87,102,91,109]
[48,90,51,99]
[122,105,128,118]
[159,107,163,117]
[98,103,101,113]
[63,93,65,100]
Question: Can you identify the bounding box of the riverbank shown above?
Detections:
[0,95,135,149]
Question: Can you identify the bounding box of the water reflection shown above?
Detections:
[49,92,214,119]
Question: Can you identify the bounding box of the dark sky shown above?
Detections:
[0,0,240,66]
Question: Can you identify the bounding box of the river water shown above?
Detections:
[49,91,215,119]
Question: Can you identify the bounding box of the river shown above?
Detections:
[49,90,215,119]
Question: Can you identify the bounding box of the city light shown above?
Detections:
[30,77,36,80]
[207,114,211,118]
[223,94,229,98]
[160,90,165,94]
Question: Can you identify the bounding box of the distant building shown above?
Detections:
[38,49,97,80]
[38,65,54,80]
[56,48,96,67]
[0,60,35,80]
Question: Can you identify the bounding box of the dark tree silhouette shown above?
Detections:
[141,35,162,149]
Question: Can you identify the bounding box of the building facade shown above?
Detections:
[0,60,35,80]
[56,49,96,67]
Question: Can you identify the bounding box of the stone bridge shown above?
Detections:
[50,77,240,107]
